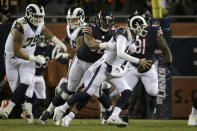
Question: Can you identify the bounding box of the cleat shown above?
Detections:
[20,111,26,119]
[0,100,11,119]
[0,108,9,119]
[188,114,197,126]
[37,118,46,125]
[21,103,34,124]
[120,114,129,124]
[107,115,128,127]
[101,119,107,125]
[37,111,51,125]
[62,115,73,127]
[53,107,64,126]
[101,109,113,125]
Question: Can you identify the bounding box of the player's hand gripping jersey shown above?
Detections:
[76,23,115,63]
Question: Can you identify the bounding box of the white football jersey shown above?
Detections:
[103,29,134,67]
[5,17,44,55]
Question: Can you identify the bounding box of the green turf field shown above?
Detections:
[0,119,196,131]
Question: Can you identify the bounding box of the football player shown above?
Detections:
[0,4,67,124]
[112,9,173,122]
[24,35,67,118]
[52,10,117,126]
[37,7,87,125]
[53,10,116,126]
[53,15,152,127]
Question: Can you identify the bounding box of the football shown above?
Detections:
[137,59,153,73]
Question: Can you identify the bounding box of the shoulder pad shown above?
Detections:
[116,27,127,35]
[13,21,24,34]
[114,26,129,41]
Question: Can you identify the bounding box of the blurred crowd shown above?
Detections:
[1,0,197,19]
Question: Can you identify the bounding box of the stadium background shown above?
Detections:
[0,0,197,120]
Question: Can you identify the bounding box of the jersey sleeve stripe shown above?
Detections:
[16,21,24,31]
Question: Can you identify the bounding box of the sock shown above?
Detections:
[11,83,28,104]
[115,90,132,109]
[100,103,106,112]
[69,112,75,119]
[47,103,55,113]
[25,96,33,103]
[67,91,91,107]
[33,99,44,108]
[8,101,16,108]
[52,96,65,106]
[111,107,121,116]
[191,107,197,115]
[149,95,157,114]
[61,102,70,113]
[98,91,112,109]
[106,106,113,112]
[193,97,197,109]
[76,96,90,111]
[5,100,15,114]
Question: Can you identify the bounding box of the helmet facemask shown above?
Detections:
[128,16,148,37]
[96,11,114,32]
[99,16,113,32]
[66,8,85,30]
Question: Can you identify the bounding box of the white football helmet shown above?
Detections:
[127,15,148,37]
[25,4,45,26]
[66,7,85,29]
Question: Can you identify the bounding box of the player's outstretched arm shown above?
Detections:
[41,25,67,52]
[116,35,139,64]
[84,33,101,50]
[156,30,173,63]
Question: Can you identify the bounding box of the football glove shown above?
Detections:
[29,55,46,65]
[99,42,115,50]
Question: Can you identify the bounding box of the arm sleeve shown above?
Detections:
[116,35,139,64]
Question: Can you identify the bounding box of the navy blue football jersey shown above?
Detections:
[34,44,67,76]
[132,25,160,61]
[77,23,115,63]
[34,45,53,76]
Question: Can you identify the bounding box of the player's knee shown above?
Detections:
[147,86,158,96]
[193,97,197,109]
